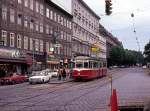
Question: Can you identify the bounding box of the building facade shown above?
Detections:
[99,24,122,66]
[71,0,106,62]
[0,0,72,75]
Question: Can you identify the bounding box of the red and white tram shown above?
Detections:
[72,56,107,80]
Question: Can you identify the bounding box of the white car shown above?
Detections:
[29,70,52,84]
[50,70,58,77]
[142,65,147,69]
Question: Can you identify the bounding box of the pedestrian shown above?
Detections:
[58,68,62,80]
[62,67,66,80]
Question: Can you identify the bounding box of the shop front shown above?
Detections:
[47,54,60,70]
[0,48,29,77]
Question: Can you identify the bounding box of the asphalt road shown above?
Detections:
[0,68,149,111]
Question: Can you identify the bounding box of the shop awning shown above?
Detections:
[47,61,59,64]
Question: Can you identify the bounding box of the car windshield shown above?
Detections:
[31,70,50,76]
[31,71,42,76]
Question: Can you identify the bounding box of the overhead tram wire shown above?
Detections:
[131,13,141,52]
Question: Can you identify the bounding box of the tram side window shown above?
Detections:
[89,61,92,68]
[93,62,98,68]
[103,62,107,67]
[99,62,102,68]
[76,63,83,68]
[84,62,88,68]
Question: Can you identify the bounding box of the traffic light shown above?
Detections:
[105,0,112,15]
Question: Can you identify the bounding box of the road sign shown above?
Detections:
[54,44,61,48]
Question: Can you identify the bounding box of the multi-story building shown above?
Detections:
[99,24,122,66]
[0,0,72,75]
[72,0,106,62]
[72,0,99,57]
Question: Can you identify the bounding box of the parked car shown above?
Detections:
[142,65,147,69]
[50,70,58,77]
[29,69,53,84]
[0,73,27,85]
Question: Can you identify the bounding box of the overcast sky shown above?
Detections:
[52,0,150,52]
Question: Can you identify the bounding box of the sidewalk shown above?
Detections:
[49,77,74,84]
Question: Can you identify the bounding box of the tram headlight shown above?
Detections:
[78,72,80,75]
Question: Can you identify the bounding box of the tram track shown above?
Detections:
[1,68,124,111]
[18,68,125,110]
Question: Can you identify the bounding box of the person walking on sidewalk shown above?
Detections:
[62,67,66,80]
[58,68,62,80]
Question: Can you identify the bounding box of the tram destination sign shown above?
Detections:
[0,41,4,46]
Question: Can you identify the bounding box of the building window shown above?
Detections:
[57,15,60,23]
[17,34,22,48]
[24,0,28,7]
[24,36,28,49]
[40,4,44,15]
[50,26,53,34]
[36,1,39,13]
[30,19,34,30]
[54,13,57,21]
[50,10,53,20]
[10,33,15,47]
[17,14,22,25]
[40,40,43,52]
[1,30,7,46]
[35,21,39,31]
[2,5,7,20]
[64,32,66,40]
[46,24,49,34]
[46,42,49,52]
[35,39,39,51]
[40,22,43,33]
[30,38,33,50]
[46,8,50,18]
[61,16,63,25]
[24,16,28,27]
[70,22,72,29]
[30,0,34,10]
[64,18,66,27]
[18,0,22,4]
[61,31,63,39]
[10,9,15,23]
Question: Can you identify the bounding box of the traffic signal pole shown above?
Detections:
[105,0,112,15]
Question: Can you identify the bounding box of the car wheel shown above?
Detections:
[29,82,33,84]
[12,81,15,85]
[42,79,44,83]
[48,78,50,82]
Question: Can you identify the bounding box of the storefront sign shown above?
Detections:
[0,49,26,58]
[47,55,59,64]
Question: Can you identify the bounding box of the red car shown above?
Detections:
[0,73,27,85]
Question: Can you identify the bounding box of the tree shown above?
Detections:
[109,46,125,66]
[124,50,144,66]
[108,45,144,66]
[144,41,150,63]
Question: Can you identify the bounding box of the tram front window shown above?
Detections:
[76,63,83,68]
[84,62,88,68]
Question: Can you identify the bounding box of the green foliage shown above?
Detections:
[109,46,125,65]
[109,46,144,66]
[144,41,150,63]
